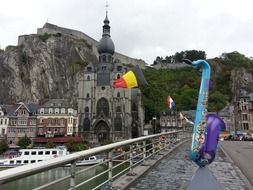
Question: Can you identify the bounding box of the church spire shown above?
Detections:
[102,2,110,37]
[97,3,115,58]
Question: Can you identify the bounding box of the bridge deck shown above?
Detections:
[115,141,251,190]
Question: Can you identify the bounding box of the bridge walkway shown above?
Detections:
[115,141,251,190]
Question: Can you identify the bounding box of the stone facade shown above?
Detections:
[78,14,145,145]
[152,62,191,70]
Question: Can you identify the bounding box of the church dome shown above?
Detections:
[97,36,115,54]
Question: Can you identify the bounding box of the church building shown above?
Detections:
[78,12,145,145]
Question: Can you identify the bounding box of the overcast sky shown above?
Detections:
[1,0,253,64]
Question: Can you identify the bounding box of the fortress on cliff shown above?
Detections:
[18,22,146,68]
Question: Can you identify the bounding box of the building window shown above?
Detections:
[85,107,89,113]
[96,98,109,117]
[242,114,248,121]
[117,92,120,97]
[115,117,122,131]
[87,67,92,71]
[18,119,26,125]
[39,128,43,134]
[21,110,26,115]
[117,66,122,71]
[30,119,36,125]
[40,108,44,114]
[87,76,90,81]
[131,103,137,111]
[55,108,59,114]
[86,93,90,98]
[117,74,121,79]
[68,108,73,115]
[49,108,53,114]
[83,118,90,131]
[116,106,121,112]
[242,123,249,130]
[61,108,65,114]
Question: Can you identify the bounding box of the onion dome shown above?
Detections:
[97,12,115,55]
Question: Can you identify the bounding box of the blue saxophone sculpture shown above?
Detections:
[183,59,225,168]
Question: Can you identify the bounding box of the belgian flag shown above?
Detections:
[113,65,148,88]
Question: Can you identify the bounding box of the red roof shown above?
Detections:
[33,136,82,143]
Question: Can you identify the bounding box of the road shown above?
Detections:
[220,141,253,187]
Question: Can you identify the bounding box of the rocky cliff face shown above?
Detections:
[0,33,98,107]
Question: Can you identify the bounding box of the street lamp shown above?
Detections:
[152,117,156,134]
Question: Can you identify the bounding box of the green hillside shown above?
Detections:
[141,51,253,122]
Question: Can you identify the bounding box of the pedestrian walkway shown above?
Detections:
[125,141,250,190]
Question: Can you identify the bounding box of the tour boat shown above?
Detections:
[0,147,105,168]
[0,146,69,168]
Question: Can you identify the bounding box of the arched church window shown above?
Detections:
[87,76,90,81]
[116,106,121,112]
[117,66,122,71]
[132,103,137,111]
[108,55,111,62]
[103,55,106,62]
[99,56,102,62]
[117,92,120,97]
[96,98,109,117]
[85,107,89,113]
[114,117,122,131]
[86,93,90,98]
[83,118,90,131]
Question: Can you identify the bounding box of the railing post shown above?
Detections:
[108,150,113,187]
[129,144,133,174]
[70,160,76,190]
[126,144,136,176]
[152,139,155,155]
[143,140,146,160]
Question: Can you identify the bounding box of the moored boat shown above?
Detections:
[0,146,69,168]
[64,155,105,167]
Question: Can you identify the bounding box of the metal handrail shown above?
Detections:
[0,130,187,189]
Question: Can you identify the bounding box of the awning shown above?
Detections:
[33,136,82,143]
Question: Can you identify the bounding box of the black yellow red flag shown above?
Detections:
[113,65,148,88]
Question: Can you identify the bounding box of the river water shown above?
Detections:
[0,164,111,190]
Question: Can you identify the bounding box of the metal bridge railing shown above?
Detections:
[0,130,190,190]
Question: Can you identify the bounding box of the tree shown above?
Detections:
[46,140,55,148]
[184,50,206,61]
[18,135,32,149]
[66,139,88,152]
[0,138,8,154]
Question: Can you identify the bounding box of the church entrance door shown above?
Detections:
[94,121,110,143]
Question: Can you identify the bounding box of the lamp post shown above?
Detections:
[152,117,156,134]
